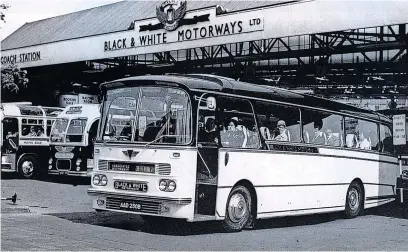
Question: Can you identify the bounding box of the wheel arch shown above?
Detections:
[17,152,40,170]
[232,179,258,220]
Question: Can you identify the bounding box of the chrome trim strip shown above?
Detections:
[219,148,399,165]
[87,188,192,205]
[94,142,197,150]
[48,170,89,177]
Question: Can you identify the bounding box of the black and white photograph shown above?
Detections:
[1,0,408,250]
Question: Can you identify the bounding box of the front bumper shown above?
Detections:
[1,154,16,172]
[87,188,192,205]
[48,168,92,177]
[88,188,193,219]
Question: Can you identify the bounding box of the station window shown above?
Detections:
[302,109,343,147]
[218,97,260,149]
[344,117,378,151]
[255,101,301,143]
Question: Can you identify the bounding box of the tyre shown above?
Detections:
[345,181,364,218]
[223,185,252,232]
[18,155,37,179]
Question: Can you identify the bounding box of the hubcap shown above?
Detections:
[22,161,34,175]
[348,188,360,211]
[228,193,247,223]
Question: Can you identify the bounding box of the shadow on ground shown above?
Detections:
[365,201,408,219]
[49,210,351,236]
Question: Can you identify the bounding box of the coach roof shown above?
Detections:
[101,74,388,123]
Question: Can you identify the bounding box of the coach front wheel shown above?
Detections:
[18,155,37,179]
[223,185,252,232]
[345,181,364,218]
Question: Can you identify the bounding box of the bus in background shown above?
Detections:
[49,104,100,177]
[1,104,63,178]
[88,74,399,232]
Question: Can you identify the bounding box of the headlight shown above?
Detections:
[159,180,167,191]
[100,175,108,186]
[76,159,82,166]
[167,181,176,192]
[48,158,53,164]
[93,175,100,185]
[92,174,107,186]
[159,179,176,192]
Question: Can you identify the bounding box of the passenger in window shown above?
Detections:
[273,120,290,142]
[326,129,339,146]
[246,123,260,148]
[311,122,326,145]
[236,124,248,147]
[37,127,46,137]
[222,118,245,148]
[28,126,37,137]
[260,124,272,140]
[382,132,393,153]
[356,132,371,150]
[202,118,218,143]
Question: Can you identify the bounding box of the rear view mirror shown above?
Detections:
[206,97,216,111]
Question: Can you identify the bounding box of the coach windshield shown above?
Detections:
[99,86,192,145]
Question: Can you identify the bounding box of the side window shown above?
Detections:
[255,102,300,142]
[380,124,393,153]
[345,117,378,151]
[197,95,218,146]
[218,97,260,149]
[21,119,45,137]
[46,120,53,136]
[303,110,343,147]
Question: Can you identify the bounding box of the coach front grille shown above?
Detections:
[105,197,161,214]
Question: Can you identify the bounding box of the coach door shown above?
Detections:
[195,95,219,216]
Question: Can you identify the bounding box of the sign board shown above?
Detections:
[4,1,408,68]
[393,114,406,145]
[59,95,78,108]
[66,106,83,115]
[59,94,98,107]
[78,94,98,104]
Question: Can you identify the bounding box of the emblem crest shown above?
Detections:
[156,0,187,31]
[122,150,139,160]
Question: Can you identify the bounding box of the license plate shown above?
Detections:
[55,152,74,159]
[119,201,142,211]
[114,180,148,192]
[59,171,68,175]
